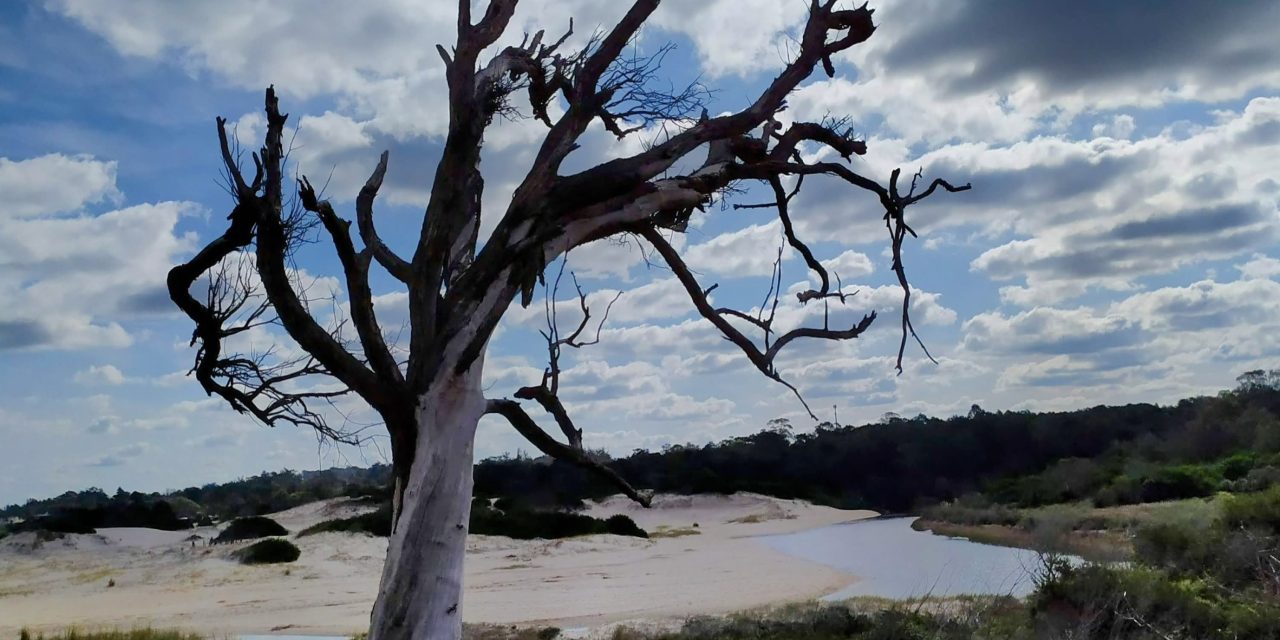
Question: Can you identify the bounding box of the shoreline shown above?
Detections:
[0,493,876,637]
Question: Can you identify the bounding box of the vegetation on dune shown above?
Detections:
[10,371,1280,531]
[470,504,647,540]
[8,495,192,535]
[297,505,393,537]
[298,499,647,540]
[232,537,301,564]
[212,515,288,543]
[18,629,205,640]
[1,467,391,526]
[474,373,1280,513]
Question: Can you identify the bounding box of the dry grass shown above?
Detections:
[915,495,1227,562]
[462,624,561,640]
[915,519,1131,562]
[19,629,207,640]
[648,526,701,538]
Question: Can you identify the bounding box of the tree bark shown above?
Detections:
[368,363,485,640]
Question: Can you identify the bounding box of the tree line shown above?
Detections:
[7,370,1278,537]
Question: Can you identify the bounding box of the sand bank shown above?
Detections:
[0,493,874,636]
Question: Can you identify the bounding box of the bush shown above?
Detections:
[233,538,300,564]
[1221,485,1280,532]
[1138,466,1219,502]
[1030,562,1280,639]
[470,504,647,540]
[603,514,647,538]
[213,516,288,543]
[298,506,391,537]
[295,502,647,541]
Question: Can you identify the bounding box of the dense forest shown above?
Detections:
[6,370,1280,532]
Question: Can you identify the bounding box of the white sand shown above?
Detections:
[0,493,874,637]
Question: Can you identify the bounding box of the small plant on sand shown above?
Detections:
[233,538,300,564]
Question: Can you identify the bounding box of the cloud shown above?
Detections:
[684,221,791,277]
[88,442,150,467]
[1237,254,1280,280]
[74,364,126,385]
[1114,278,1280,334]
[649,0,808,78]
[873,0,1280,109]
[86,417,118,435]
[963,307,1140,356]
[0,155,197,350]
[824,250,874,280]
[0,153,121,218]
[791,0,1280,148]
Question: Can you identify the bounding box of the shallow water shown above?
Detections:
[239,636,349,640]
[760,516,1068,599]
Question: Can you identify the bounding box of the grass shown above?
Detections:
[727,512,796,524]
[71,567,116,585]
[463,625,561,640]
[648,525,701,538]
[597,597,1027,640]
[913,518,1130,562]
[915,495,1228,562]
[18,629,206,640]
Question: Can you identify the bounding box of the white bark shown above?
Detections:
[368,363,485,640]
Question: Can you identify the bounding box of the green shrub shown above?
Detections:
[213,515,288,543]
[1221,485,1280,532]
[233,538,300,564]
[1138,465,1219,502]
[298,506,391,537]
[603,514,647,538]
[470,504,647,540]
[1031,563,1280,639]
[297,502,647,540]
[1133,521,1213,575]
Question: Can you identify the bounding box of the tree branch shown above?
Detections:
[298,175,406,389]
[355,151,412,282]
[485,398,651,507]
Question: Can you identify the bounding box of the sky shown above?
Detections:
[2,0,1280,506]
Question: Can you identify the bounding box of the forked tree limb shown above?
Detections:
[298,175,405,388]
[484,398,652,507]
[354,151,413,282]
[640,226,875,419]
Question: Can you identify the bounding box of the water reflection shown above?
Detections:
[761,517,1072,599]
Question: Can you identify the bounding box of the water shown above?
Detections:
[238,636,349,640]
[760,517,1068,599]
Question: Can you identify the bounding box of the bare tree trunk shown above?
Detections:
[369,364,484,640]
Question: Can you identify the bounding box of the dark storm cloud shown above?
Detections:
[963,307,1143,357]
[1012,346,1154,389]
[1107,203,1267,242]
[882,1,1280,98]
[977,202,1279,283]
[794,148,1153,240]
[117,286,175,314]
[0,319,53,350]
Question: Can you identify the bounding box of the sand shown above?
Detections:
[0,493,875,637]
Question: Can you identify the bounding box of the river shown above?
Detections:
[760,516,1067,599]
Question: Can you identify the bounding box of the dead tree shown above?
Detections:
[167,2,968,638]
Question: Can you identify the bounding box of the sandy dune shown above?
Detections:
[0,493,874,637]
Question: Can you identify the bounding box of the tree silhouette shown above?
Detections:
[167,1,968,637]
